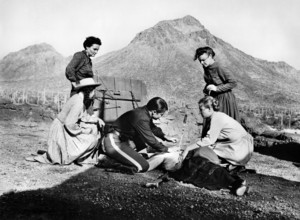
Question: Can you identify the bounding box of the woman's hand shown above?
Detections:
[71,82,77,87]
[206,84,217,92]
[98,118,105,127]
[82,127,93,134]
[181,143,199,160]
[197,137,212,147]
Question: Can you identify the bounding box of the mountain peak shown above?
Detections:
[130,15,206,47]
[0,42,66,82]
[20,43,56,55]
[155,15,204,28]
[175,15,204,27]
[2,43,57,61]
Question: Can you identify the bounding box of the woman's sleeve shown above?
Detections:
[203,84,209,95]
[64,101,84,135]
[216,66,237,92]
[197,114,223,147]
[203,73,209,95]
[65,52,83,83]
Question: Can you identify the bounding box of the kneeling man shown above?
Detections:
[101,97,178,173]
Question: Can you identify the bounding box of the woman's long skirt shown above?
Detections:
[33,119,98,165]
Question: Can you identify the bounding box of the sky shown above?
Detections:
[1,0,300,69]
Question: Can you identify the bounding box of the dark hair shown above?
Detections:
[198,96,219,111]
[194,46,215,61]
[83,36,102,49]
[79,86,96,108]
[146,97,168,113]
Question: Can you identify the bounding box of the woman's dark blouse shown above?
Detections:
[203,62,237,96]
[65,51,93,83]
[201,61,240,134]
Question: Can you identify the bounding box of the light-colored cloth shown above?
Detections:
[146,151,181,172]
[33,94,99,164]
[197,112,253,166]
[193,146,221,165]
[160,151,182,171]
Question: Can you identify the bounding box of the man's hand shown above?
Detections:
[164,136,178,143]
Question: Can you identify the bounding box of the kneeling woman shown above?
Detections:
[170,96,253,196]
[182,96,253,168]
[27,78,105,165]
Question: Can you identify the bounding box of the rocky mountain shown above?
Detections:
[93,15,300,106]
[0,43,69,90]
[1,15,300,106]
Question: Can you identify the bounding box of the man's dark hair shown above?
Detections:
[83,36,102,49]
[146,97,168,113]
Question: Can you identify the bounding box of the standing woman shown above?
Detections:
[27,78,105,165]
[194,46,240,122]
[66,36,101,97]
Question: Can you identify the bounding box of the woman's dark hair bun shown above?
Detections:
[212,98,219,111]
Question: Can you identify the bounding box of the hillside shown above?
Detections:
[0,43,69,91]
[93,15,300,105]
[1,15,300,106]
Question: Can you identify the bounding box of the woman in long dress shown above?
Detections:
[27,78,105,165]
[194,47,240,139]
[194,46,239,120]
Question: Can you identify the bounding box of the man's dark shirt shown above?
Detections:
[113,106,168,152]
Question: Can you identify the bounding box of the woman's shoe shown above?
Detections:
[231,179,249,196]
[235,185,249,196]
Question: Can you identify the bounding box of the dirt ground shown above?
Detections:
[0,103,300,219]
